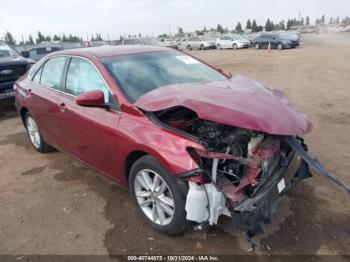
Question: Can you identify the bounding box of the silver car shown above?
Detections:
[186,36,217,50]
[216,35,250,50]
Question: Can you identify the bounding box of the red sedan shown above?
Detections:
[14,46,347,238]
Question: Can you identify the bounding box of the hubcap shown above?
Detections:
[27,116,40,148]
[134,169,175,226]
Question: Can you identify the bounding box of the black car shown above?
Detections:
[0,41,35,100]
[21,46,61,61]
[253,34,298,50]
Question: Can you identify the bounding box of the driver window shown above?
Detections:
[66,57,111,103]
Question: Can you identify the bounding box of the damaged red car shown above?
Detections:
[14,46,348,239]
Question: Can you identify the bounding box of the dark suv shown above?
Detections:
[0,41,35,100]
[253,34,298,50]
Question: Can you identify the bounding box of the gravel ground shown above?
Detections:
[0,33,349,257]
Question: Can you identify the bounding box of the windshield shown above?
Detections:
[102,50,227,103]
[0,41,20,58]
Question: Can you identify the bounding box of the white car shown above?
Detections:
[216,35,250,50]
[186,36,217,50]
[177,38,188,50]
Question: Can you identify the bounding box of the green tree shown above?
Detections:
[178,27,184,37]
[246,19,252,29]
[265,19,273,31]
[4,31,16,45]
[306,16,310,25]
[235,22,243,33]
[216,24,224,34]
[256,26,263,32]
[62,34,68,42]
[252,19,258,32]
[53,35,60,41]
[36,31,46,44]
[276,20,286,30]
[27,35,34,45]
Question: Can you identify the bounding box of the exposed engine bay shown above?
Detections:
[150,106,349,243]
[155,106,294,197]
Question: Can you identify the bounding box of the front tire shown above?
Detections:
[25,113,52,153]
[277,43,283,50]
[255,43,259,49]
[187,45,192,50]
[217,44,222,50]
[233,44,238,50]
[200,44,205,50]
[129,155,186,235]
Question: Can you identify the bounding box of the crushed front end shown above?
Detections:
[148,105,348,242]
[182,129,311,238]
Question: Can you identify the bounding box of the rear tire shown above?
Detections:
[233,44,238,50]
[129,155,186,235]
[25,112,53,153]
[277,43,283,50]
[187,45,192,50]
[200,44,205,50]
[217,44,222,50]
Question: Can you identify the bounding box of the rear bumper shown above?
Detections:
[230,153,302,236]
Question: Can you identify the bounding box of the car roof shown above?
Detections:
[51,45,171,58]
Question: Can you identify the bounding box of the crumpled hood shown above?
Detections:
[135,75,312,135]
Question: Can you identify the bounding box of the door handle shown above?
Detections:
[59,102,66,112]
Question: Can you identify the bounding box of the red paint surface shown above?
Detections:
[136,75,313,135]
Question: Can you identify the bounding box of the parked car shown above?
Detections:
[253,34,299,50]
[116,37,178,49]
[177,38,188,50]
[21,46,62,61]
[243,32,261,46]
[216,35,250,50]
[272,31,300,46]
[0,41,35,100]
[159,38,178,49]
[186,36,216,50]
[14,46,348,239]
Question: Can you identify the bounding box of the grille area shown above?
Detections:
[0,64,27,83]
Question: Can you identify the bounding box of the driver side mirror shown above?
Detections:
[76,90,109,108]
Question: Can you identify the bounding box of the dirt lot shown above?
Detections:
[0,33,349,257]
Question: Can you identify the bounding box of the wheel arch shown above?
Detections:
[20,107,29,127]
[123,147,176,188]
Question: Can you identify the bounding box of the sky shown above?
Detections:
[1,0,349,41]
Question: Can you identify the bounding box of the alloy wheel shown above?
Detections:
[26,116,41,149]
[134,169,175,226]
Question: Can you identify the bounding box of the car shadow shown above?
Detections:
[0,97,17,121]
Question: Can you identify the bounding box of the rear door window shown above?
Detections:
[40,57,67,89]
